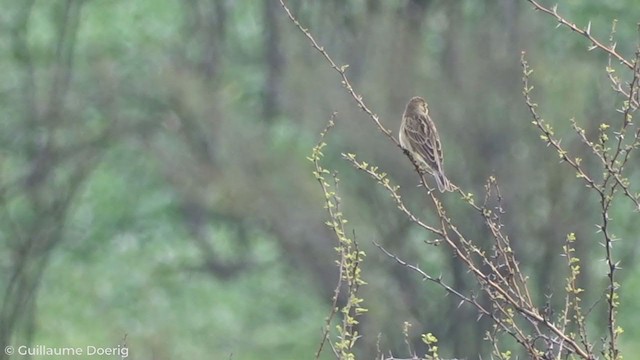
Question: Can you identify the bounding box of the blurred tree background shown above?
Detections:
[0,0,639,359]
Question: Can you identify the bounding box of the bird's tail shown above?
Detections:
[434,171,453,192]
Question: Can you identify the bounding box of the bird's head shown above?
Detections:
[406,96,428,115]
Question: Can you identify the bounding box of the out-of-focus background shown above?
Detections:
[1,1,639,359]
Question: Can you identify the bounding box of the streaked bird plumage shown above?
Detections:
[399,96,453,192]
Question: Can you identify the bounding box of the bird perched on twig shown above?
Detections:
[399,96,453,192]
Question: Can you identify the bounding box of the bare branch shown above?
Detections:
[525,1,633,69]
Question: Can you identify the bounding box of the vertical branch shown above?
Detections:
[599,187,620,360]
[203,0,226,80]
[9,0,37,126]
[0,1,95,356]
[263,0,284,123]
[47,0,83,122]
[309,115,368,360]
[520,31,636,357]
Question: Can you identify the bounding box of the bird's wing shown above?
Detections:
[403,114,444,172]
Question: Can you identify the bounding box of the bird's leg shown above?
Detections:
[416,170,427,188]
[402,148,432,190]
[417,174,434,194]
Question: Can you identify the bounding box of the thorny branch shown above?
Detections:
[278,0,396,144]
[521,16,640,356]
[283,0,636,359]
[310,114,367,360]
[526,0,633,69]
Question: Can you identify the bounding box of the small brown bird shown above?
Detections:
[399,96,453,192]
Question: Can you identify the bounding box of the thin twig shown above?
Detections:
[525,0,633,69]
